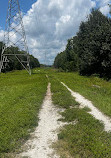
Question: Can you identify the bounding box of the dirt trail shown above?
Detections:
[20,83,64,158]
[61,82,111,132]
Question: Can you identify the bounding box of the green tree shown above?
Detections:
[54,51,67,70]
[54,9,111,79]
[77,9,111,78]
[30,55,40,68]
[54,38,79,72]
[0,42,3,60]
[0,43,40,72]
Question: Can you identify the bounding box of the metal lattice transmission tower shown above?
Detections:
[0,0,31,74]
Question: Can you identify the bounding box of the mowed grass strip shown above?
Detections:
[49,75,78,109]
[50,75,111,158]
[0,70,47,157]
[54,72,111,117]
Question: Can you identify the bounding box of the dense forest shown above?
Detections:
[54,9,111,79]
[0,41,40,72]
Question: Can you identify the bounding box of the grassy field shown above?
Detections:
[49,71,111,158]
[0,69,47,157]
[53,72,111,117]
[1,68,111,157]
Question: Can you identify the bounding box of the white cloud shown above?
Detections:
[21,0,96,64]
[100,5,110,15]
[1,0,100,65]
[1,0,110,65]
[0,30,4,41]
[96,0,110,15]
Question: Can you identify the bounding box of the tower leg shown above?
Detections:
[1,0,31,75]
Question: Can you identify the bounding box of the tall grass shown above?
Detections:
[0,69,47,157]
[49,72,111,158]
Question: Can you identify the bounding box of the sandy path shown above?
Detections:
[20,83,64,158]
[61,82,111,132]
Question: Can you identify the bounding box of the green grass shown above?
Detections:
[53,72,111,117]
[57,108,111,158]
[1,68,111,157]
[0,69,47,157]
[49,75,78,109]
[49,73,111,158]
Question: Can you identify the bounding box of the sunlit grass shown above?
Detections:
[0,69,47,157]
[54,72,111,117]
[49,73,111,158]
[1,68,111,157]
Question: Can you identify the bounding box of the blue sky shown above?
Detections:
[0,0,110,64]
[0,0,37,29]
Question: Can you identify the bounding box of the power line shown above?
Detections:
[0,0,31,75]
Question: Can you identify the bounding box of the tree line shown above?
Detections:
[54,9,111,79]
[0,41,40,72]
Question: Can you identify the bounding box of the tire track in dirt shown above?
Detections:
[61,82,111,132]
[20,83,65,158]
